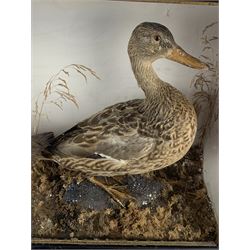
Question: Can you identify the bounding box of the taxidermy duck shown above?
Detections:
[47,22,207,204]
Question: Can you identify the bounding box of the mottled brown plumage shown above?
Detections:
[49,22,207,177]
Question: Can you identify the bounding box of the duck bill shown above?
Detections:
[166,46,207,69]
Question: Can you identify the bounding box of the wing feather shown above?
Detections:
[51,99,155,160]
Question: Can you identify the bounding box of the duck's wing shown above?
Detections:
[51,99,155,161]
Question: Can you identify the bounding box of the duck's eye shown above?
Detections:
[154,35,161,42]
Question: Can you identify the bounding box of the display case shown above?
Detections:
[32,0,218,248]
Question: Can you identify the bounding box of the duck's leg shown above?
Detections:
[87,177,134,207]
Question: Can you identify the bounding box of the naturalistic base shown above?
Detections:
[32,145,217,243]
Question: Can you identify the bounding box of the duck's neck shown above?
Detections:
[130,56,173,102]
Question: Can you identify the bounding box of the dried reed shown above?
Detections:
[191,22,218,146]
[32,64,100,134]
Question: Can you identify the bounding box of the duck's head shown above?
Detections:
[128,22,207,70]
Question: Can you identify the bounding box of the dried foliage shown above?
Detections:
[191,22,218,146]
[32,64,100,134]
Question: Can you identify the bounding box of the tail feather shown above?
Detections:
[32,132,55,166]
[32,132,55,147]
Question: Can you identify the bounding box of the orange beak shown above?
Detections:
[166,46,208,70]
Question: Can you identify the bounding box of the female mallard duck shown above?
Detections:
[50,22,206,181]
